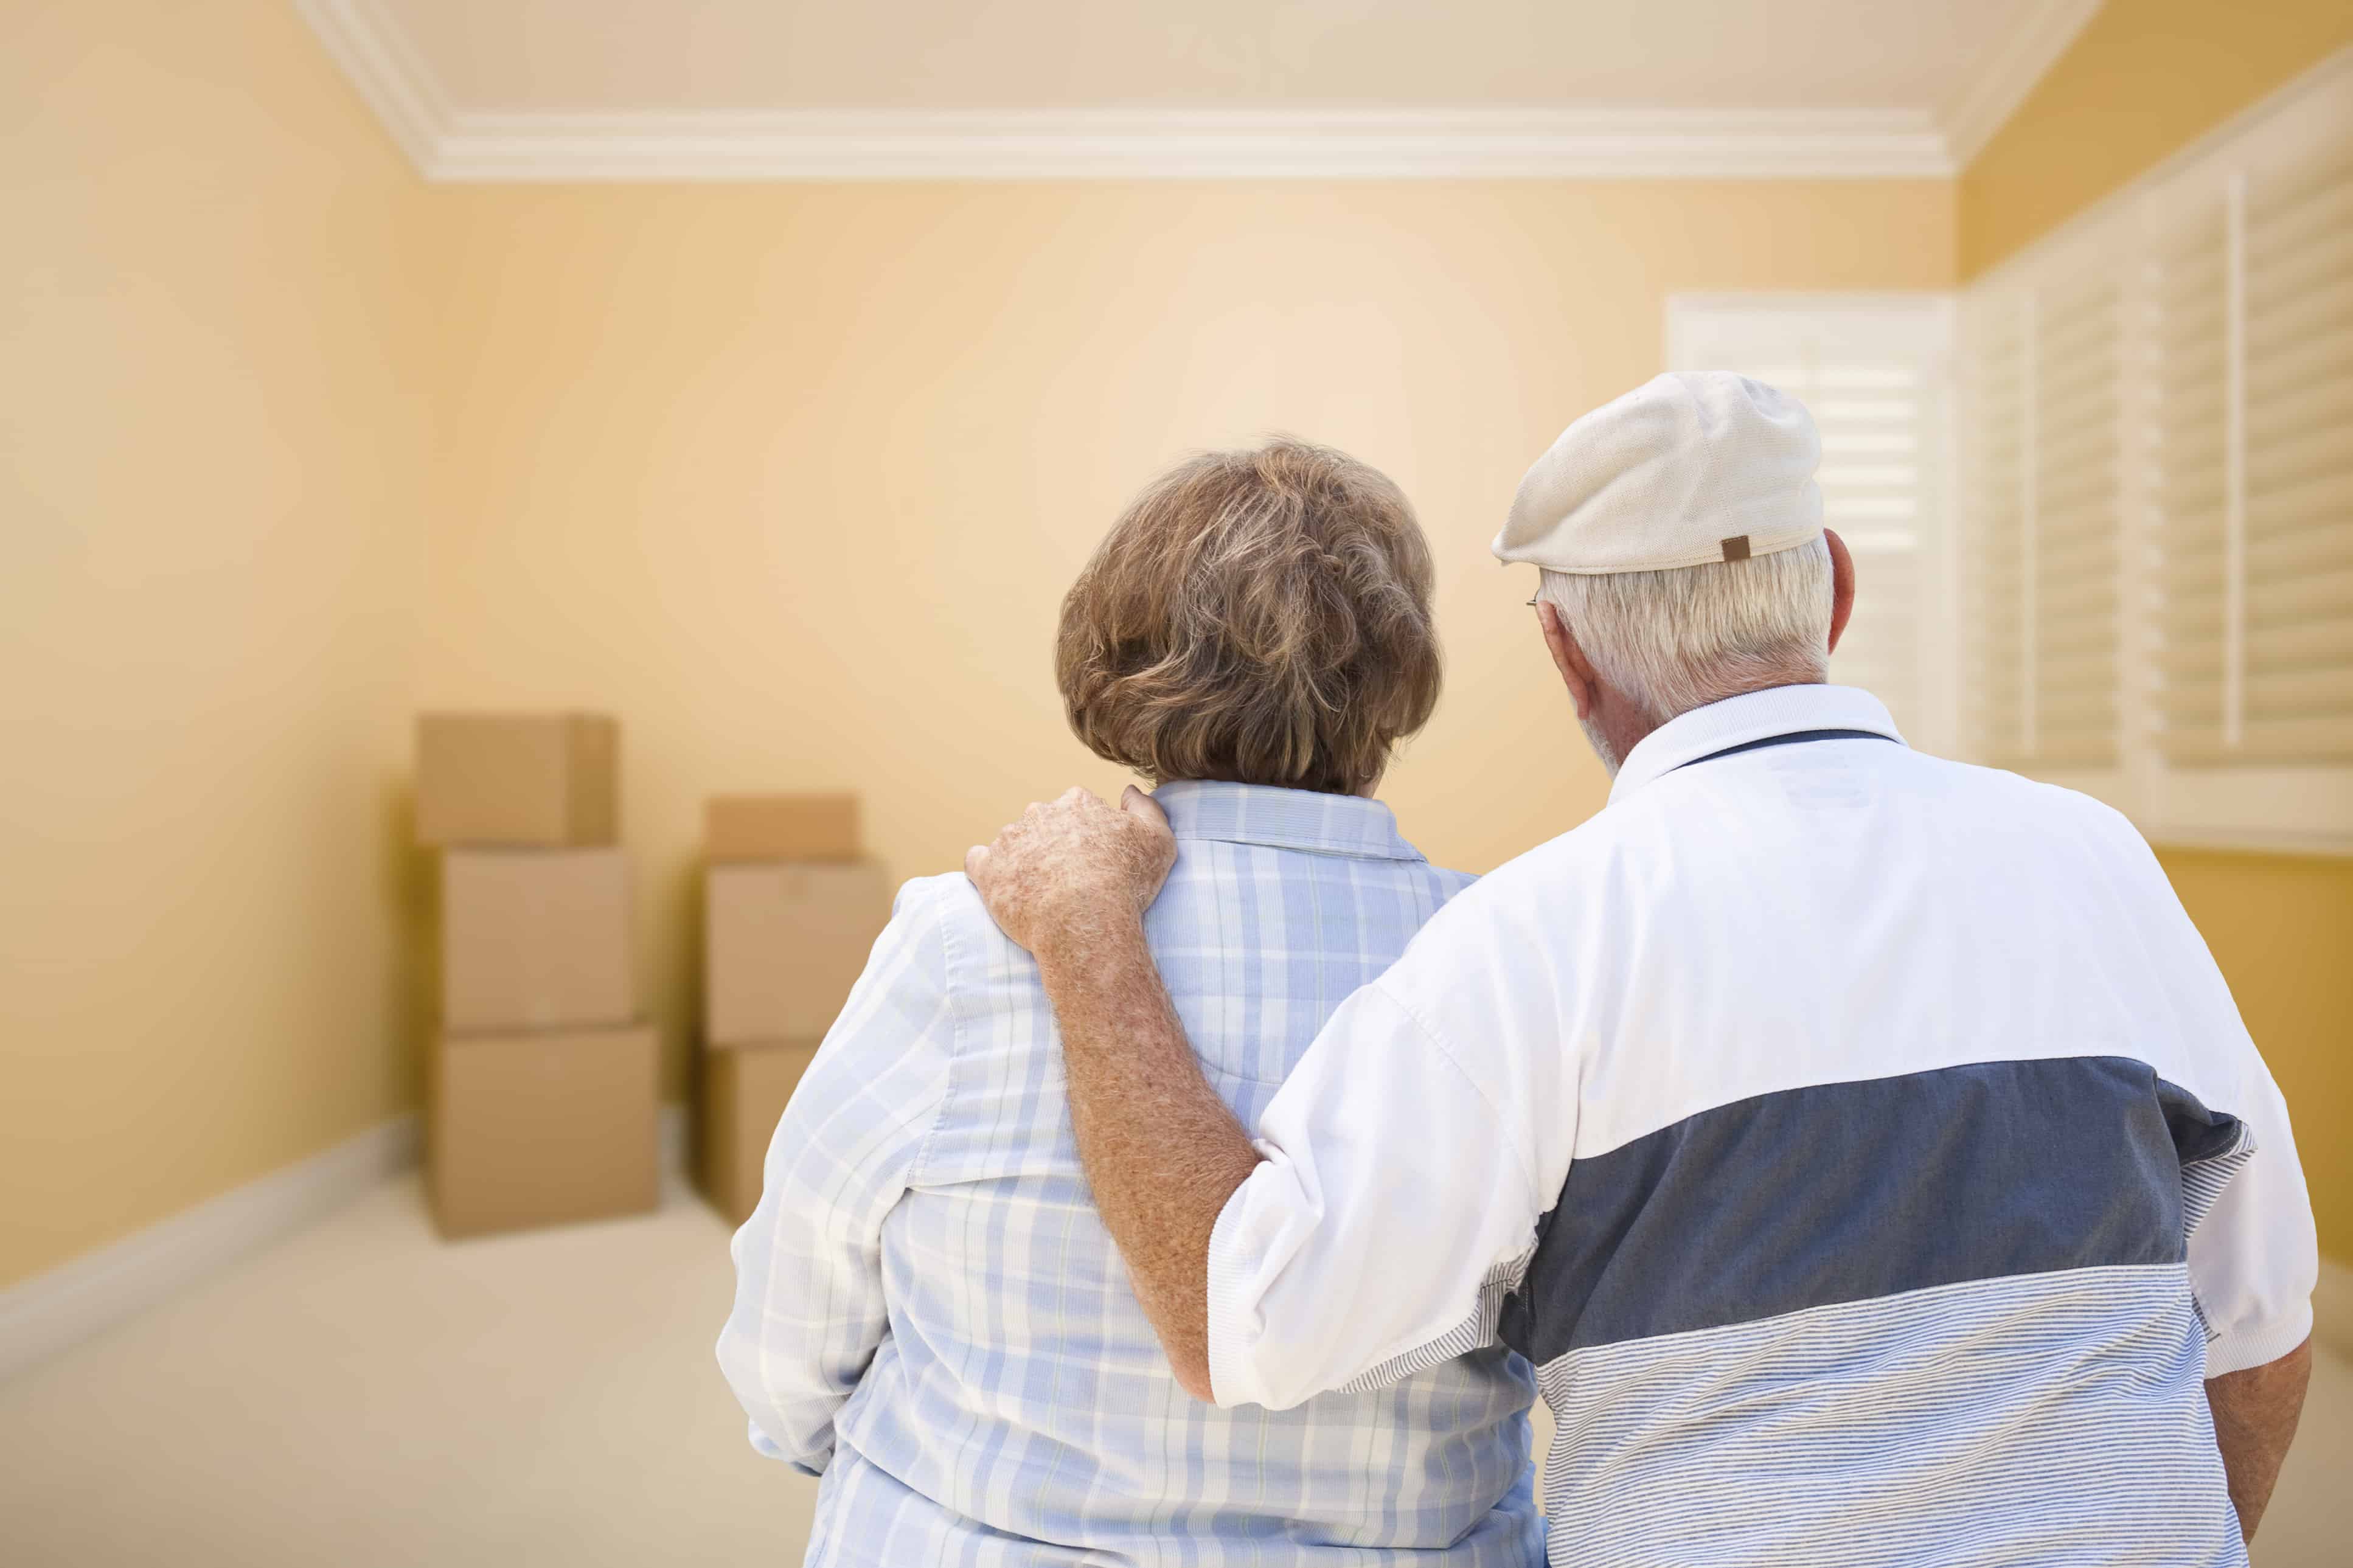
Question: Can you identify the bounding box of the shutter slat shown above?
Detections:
[2245,320,2353,413]
[2248,414,2353,493]
[2245,141,2353,237]
[2240,273,2353,364]
[2163,619,2353,681]
[2035,683,2120,726]
[2171,662,2353,722]
[2039,619,2121,666]
[2163,713,2353,763]
[2247,508,2353,581]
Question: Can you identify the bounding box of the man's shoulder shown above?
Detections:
[1451,808,1636,898]
[1914,753,2161,869]
[1380,822,1612,960]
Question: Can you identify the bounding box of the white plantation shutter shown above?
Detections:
[1962,292,2031,763]
[2151,196,2232,763]
[2030,264,2125,769]
[1962,238,2130,777]
[1667,297,1957,754]
[2247,143,2353,763]
[1962,49,2353,853]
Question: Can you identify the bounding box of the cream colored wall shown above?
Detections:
[1,1,450,1286]
[420,181,1957,1101]
[4,6,1957,1288]
[1960,0,2353,278]
[15,0,2344,1300]
[1958,5,2353,1260]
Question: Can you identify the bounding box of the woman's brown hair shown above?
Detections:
[1056,439,1442,797]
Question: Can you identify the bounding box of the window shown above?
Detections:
[1961,52,2353,854]
[1668,294,1959,757]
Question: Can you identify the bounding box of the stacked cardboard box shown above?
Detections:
[417,713,658,1239]
[699,793,893,1224]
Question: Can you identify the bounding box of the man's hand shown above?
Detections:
[963,783,1256,1403]
[964,786,1177,960]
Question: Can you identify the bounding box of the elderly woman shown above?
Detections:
[717,440,1540,1566]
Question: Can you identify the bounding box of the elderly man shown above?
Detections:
[965,373,2318,1566]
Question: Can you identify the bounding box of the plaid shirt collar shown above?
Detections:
[1152,780,1426,862]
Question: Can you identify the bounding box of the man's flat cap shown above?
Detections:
[1493,371,1824,575]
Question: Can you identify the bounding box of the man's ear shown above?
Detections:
[1536,599,1597,721]
[1825,528,1857,656]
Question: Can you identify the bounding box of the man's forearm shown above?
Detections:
[1034,919,1261,1401]
[2206,1337,2310,1542]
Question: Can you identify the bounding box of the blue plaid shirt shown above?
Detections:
[718,781,1542,1566]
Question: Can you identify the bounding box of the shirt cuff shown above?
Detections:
[1204,1167,1270,1410]
[2205,1299,2315,1378]
[746,1417,829,1477]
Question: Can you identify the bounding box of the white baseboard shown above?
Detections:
[1,1101,693,1387]
[0,1114,420,1386]
[659,1102,688,1178]
[2315,1254,2353,1362]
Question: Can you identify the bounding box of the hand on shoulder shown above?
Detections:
[964,786,1176,962]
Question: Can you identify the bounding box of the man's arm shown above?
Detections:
[2206,1339,2311,1543]
[968,786,1551,1409]
[965,788,1251,1399]
[1038,917,1261,1399]
[714,882,953,1469]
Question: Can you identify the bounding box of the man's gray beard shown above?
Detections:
[1580,713,1623,778]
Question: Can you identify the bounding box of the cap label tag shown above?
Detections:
[1720,535,1753,562]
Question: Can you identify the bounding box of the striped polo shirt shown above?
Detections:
[1204,684,2318,1567]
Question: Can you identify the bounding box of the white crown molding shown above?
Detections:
[0,1114,420,1386]
[295,0,2157,183]
[428,105,1955,181]
[1938,0,2104,168]
[295,3,1955,181]
[295,0,453,171]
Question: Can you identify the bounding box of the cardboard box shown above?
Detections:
[416,713,618,847]
[704,794,860,861]
[698,1041,820,1226]
[443,848,635,1032]
[705,861,894,1046]
[428,1024,659,1239]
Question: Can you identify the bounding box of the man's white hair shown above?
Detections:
[1536,535,1833,730]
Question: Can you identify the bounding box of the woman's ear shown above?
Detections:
[1536,599,1597,721]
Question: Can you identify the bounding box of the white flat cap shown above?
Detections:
[1493,371,1823,575]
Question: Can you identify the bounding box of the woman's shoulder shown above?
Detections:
[1426,863,1479,904]
[888,870,1023,972]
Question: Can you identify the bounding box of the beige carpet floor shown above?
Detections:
[1,1173,2346,1565]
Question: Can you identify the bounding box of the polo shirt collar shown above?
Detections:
[1608,684,1906,804]
[1152,780,1425,862]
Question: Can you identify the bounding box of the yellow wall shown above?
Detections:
[1959,2,2353,1258]
[420,180,1956,1103]
[15,0,2342,1294]
[1960,0,2353,277]
[2158,852,2353,1258]
[0,1,450,1286]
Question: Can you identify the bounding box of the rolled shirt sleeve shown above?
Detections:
[714,878,954,1472]
[1205,872,1581,1410]
[2190,1053,2318,1376]
[2099,820,2323,1379]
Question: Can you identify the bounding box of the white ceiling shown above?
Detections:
[299,0,2104,179]
[382,0,2041,113]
